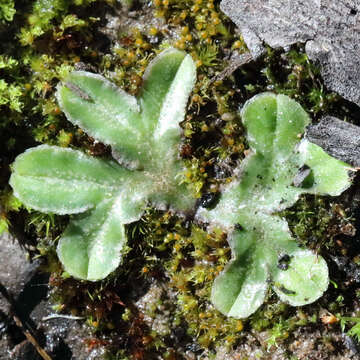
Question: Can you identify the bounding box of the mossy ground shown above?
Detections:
[1,0,360,359]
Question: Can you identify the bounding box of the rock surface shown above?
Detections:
[0,233,31,313]
[306,116,360,167]
[220,0,360,106]
[0,233,105,359]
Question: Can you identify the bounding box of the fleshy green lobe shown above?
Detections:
[140,48,195,138]
[57,189,146,280]
[241,93,278,155]
[300,140,352,196]
[57,71,143,167]
[10,48,197,281]
[198,93,352,318]
[10,145,128,215]
[57,48,196,171]
[212,230,269,318]
[272,249,329,306]
[57,195,144,281]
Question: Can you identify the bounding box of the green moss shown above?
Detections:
[1,0,358,358]
[18,0,99,46]
[280,195,353,251]
[0,0,15,24]
[164,226,246,350]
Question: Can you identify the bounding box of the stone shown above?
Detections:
[220,0,360,106]
[306,116,360,167]
[0,233,30,313]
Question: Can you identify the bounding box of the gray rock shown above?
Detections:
[220,0,360,106]
[306,116,360,167]
[0,232,106,359]
[0,233,30,313]
[39,314,106,360]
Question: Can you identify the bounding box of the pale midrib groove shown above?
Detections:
[265,99,298,194]
[97,99,142,138]
[228,238,260,315]
[18,174,120,190]
[265,98,280,186]
[85,196,122,277]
